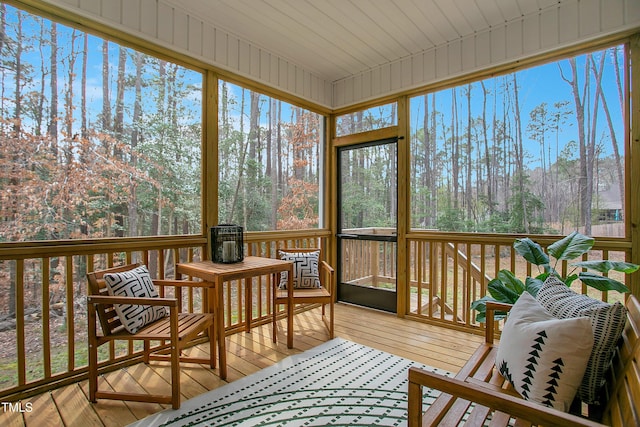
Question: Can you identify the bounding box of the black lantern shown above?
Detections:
[211,224,244,263]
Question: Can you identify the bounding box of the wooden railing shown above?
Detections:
[223,229,330,334]
[0,229,330,401]
[405,232,633,333]
[340,228,396,289]
[336,229,632,334]
[0,228,631,400]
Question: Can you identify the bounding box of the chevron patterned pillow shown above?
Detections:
[536,275,628,405]
[495,292,594,412]
[278,250,321,289]
[103,265,167,334]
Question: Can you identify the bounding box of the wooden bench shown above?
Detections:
[408,294,640,427]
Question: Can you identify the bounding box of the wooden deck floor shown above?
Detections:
[0,303,484,427]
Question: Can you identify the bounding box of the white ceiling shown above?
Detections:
[166,0,569,83]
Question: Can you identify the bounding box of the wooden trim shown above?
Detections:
[333,95,405,116]
[41,258,51,379]
[243,229,331,242]
[327,114,339,272]
[333,31,639,115]
[630,35,640,296]
[16,259,25,385]
[0,235,207,259]
[205,70,218,252]
[323,116,336,269]
[65,256,74,372]
[332,126,399,147]
[405,230,633,249]
[213,72,331,115]
[397,96,409,317]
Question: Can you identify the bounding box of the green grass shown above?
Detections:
[0,339,147,391]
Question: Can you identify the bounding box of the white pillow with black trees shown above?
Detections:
[278,250,321,289]
[536,275,628,405]
[103,265,168,334]
[495,292,594,412]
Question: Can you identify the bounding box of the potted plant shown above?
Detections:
[471,231,638,322]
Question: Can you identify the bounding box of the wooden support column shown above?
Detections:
[630,35,640,297]
[205,70,219,260]
[397,96,409,317]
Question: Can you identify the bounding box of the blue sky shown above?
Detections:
[5,3,625,172]
[409,46,625,168]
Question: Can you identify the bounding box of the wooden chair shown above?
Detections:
[272,248,335,347]
[87,263,216,409]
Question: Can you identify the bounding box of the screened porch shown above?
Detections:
[1,0,640,425]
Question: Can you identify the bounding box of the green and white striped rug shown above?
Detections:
[129,337,449,426]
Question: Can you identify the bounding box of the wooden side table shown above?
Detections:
[176,256,294,379]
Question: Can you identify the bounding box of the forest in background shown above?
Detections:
[334,45,626,237]
[217,81,322,232]
[411,46,626,237]
[0,3,629,243]
[0,4,323,243]
[0,4,202,242]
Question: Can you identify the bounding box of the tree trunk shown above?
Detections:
[229,89,248,224]
[0,4,6,119]
[13,11,22,137]
[465,84,472,221]
[560,58,589,233]
[513,74,528,233]
[114,46,126,157]
[422,95,431,227]
[80,34,88,140]
[430,94,437,225]
[480,81,493,216]
[586,54,607,235]
[49,21,58,156]
[451,88,459,210]
[8,9,24,316]
[35,21,46,136]
[606,48,625,212]
[269,98,278,228]
[129,52,143,237]
[101,40,111,133]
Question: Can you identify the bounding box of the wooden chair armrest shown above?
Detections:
[320,260,334,274]
[319,260,335,293]
[485,301,513,343]
[407,367,605,427]
[87,295,179,307]
[486,301,513,312]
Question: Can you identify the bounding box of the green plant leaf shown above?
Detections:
[564,274,578,287]
[471,296,495,322]
[496,270,526,294]
[533,272,551,282]
[547,231,594,261]
[513,238,549,266]
[573,260,640,274]
[471,295,509,322]
[578,272,630,293]
[524,277,544,297]
[487,276,521,303]
[470,296,494,311]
